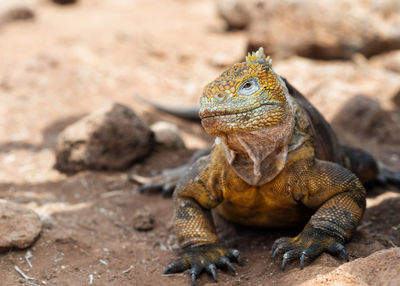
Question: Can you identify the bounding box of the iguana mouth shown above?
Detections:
[199,103,280,119]
[200,104,285,135]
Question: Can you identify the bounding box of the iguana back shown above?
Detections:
[284,79,346,166]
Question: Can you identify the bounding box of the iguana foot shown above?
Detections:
[130,164,189,197]
[272,228,349,271]
[164,243,242,285]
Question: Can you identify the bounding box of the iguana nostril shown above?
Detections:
[215,93,226,102]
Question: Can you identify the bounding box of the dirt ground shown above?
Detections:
[0,0,399,285]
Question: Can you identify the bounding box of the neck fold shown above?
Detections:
[218,100,296,186]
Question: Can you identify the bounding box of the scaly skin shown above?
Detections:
[164,48,369,285]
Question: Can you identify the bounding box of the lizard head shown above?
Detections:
[199,48,291,137]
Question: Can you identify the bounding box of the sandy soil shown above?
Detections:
[0,1,399,285]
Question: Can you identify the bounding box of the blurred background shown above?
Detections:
[0,0,399,285]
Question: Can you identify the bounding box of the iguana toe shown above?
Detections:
[272,228,349,271]
[164,243,241,285]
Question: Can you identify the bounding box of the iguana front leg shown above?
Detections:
[164,156,242,284]
[273,159,366,270]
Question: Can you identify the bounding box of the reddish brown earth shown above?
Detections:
[0,1,399,285]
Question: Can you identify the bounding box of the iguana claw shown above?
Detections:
[164,243,241,285]
[272,228,349,271]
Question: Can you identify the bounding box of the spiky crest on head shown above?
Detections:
[245,47,272,69]
[202,47,285,104]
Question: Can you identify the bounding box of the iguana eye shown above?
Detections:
[243,82,252,89]
[238,78,260,96]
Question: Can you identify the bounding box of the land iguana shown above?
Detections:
[134,48,400,285]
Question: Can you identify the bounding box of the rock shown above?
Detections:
[150,121,185,149]
[332,96,400,145]
[55,103,153,173]
[40,215,56,230]
[0,200,42,251]
[392,89,400,107]
[209,52,233,68]
[301,248,400,285]
[216,0,250,30]
[0,0,35,24]
[51,0,77,5]
[327,95,381,134]
[273,57,400,146]
[274,57,400,118]
[370,50,400,74]
[226,0,400,59]
[133,209,154,231]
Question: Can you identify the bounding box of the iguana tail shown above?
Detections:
[342,145,400,187]
[135,94,200,122]
[378,163,400,186]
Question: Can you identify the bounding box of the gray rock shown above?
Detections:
[221,0,400,59]
[274,57,400,119]
[216,0,250,30]
[0,0,35,24]
[0,200,42,251]
[150,121,185,149]
[274,57,400,146]
[133,209,154,231]
[392,89,400,107]
[51,0,77,5]
[55,103,153,173]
